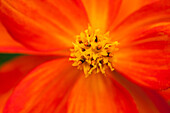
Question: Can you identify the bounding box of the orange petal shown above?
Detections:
[0,55,57,112]
[81,0,121,32]
[0,90,12,113]
[111,1,170,89]
[0,22,70,56]
[114,23,170,90]
[143,88,170,112]
[0,55,56,94]
[4,58,80,113]
[0,0,88,51]
[0,21,36,54]
[110,71,170,113]
[110,0,170,41]
[68,73,138,113]
[159,88,170,104]
[108,0,159,30]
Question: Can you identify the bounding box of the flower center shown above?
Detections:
[69,26,119,77]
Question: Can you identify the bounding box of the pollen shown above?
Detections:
[69,25,119,77]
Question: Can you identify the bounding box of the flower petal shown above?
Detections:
[4,58,80,113]
[0,55,57,112]
[114,24,170,90]
[0,22,70,56]
[0,22,35,54]
[0,55,56,94]
[68,73,138,113]
[159,88,170,104]
[108,0,159,30]
[0,90,12,113]
[110,71,170,113]
[143,88,170,112]
[0,0,88,51]
[112,1,170,89]
[110,0,170,41]
[81,0,121,32]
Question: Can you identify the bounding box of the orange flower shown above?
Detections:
[0,0,170,113]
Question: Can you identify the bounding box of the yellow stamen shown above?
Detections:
[78,61,82,65]
[96,45,102,50]
[69,25,119,77]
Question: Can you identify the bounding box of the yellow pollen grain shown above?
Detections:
[69,25,119,77]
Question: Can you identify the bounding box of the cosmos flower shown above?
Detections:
[0,0,170,113]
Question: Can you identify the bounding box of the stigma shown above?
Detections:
[69,25,119,77]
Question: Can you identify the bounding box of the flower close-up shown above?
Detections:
[0,0,170,113]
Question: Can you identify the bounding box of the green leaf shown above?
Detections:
[0,54,19,65]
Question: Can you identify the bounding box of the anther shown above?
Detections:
[80,58,85,63]
[96,45,102,50]
[90,64,94,68]
[87,54,90,56]
[95,36,98,42]
[79,56,86,63]
[79,40,83,44]
[82,48,85,52]
[107,52,110,57]
[99,60,103,64]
